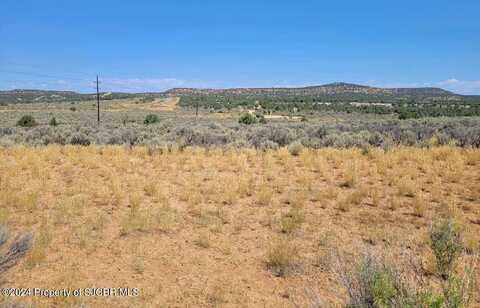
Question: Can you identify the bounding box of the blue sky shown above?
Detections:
[1,0,479,94]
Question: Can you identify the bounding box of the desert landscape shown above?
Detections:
[0,138,479,306]
[2,1,479,306]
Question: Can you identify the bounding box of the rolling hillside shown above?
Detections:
[166,82,462,102]
[1,83,478,105]
[0,89,143,104]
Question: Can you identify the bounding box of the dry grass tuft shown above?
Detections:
[280,207,305,234]
[257,181,273,206]
[266,236,298,277]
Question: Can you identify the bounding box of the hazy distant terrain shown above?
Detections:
[0,89,161,104]
[3,82,480,105]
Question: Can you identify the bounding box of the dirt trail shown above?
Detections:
[107,97,180,112]
[141,97,179,112]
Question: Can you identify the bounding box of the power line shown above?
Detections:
[96,75,100,124]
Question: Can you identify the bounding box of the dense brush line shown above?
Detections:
[1,117,479,148]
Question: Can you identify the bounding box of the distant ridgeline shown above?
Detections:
[166,82,480,119]
[1,82,479,119]
[0,89,158,104]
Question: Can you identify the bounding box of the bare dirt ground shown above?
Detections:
[264,115,303,121]
[0,146,479,307]
[107,97,180,112]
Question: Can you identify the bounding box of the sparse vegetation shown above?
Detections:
[1,97,479,148]
[0,141,478,307]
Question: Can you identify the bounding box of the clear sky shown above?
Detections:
[1,0,479,94]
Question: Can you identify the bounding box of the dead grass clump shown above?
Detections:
[25,221,49,269]
[257,182,273,206]
[120,193,148,235]
[17,188,39,212]
[387,196,401,211]
[395,177,416,197]
[464,148,480,166]
[266,236,298,277]
[179,178,202,206]
[288,142,304,156]
[238,173,255,197]
[322,186,338,201]
[444,153,465,183]
[53,199,73,225]
[144,182,157,197]
[337,189,365,212]
[412,193,427,217]
[194,232,211,249]
[336,195,351,212]
[341,161,358,188]
[206,281,228,305]
[369,188,381,207]
[280,207,305,234]
[151,203,177,233]
[214,206,230,225]
[220,176,239,205]
[0,208,9,225]
[129,192,142,211]
[259,208,276,228]
[287,190,307,209]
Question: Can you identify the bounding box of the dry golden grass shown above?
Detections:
[0,145,479,307]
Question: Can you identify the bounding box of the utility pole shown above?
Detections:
[96,75,100,124]
[195,101,199,119]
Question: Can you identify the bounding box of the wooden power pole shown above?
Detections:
[96,75,100,124]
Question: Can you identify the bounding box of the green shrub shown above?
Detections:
[398,110,418,120]
[442,271,476,308]
[16,115,37,127]
[429,219,464,280]
[336,253,478,308]
[49,117,58,127]
[238,113,258,125]
[345,255,410,307]
[144,114,160,125]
